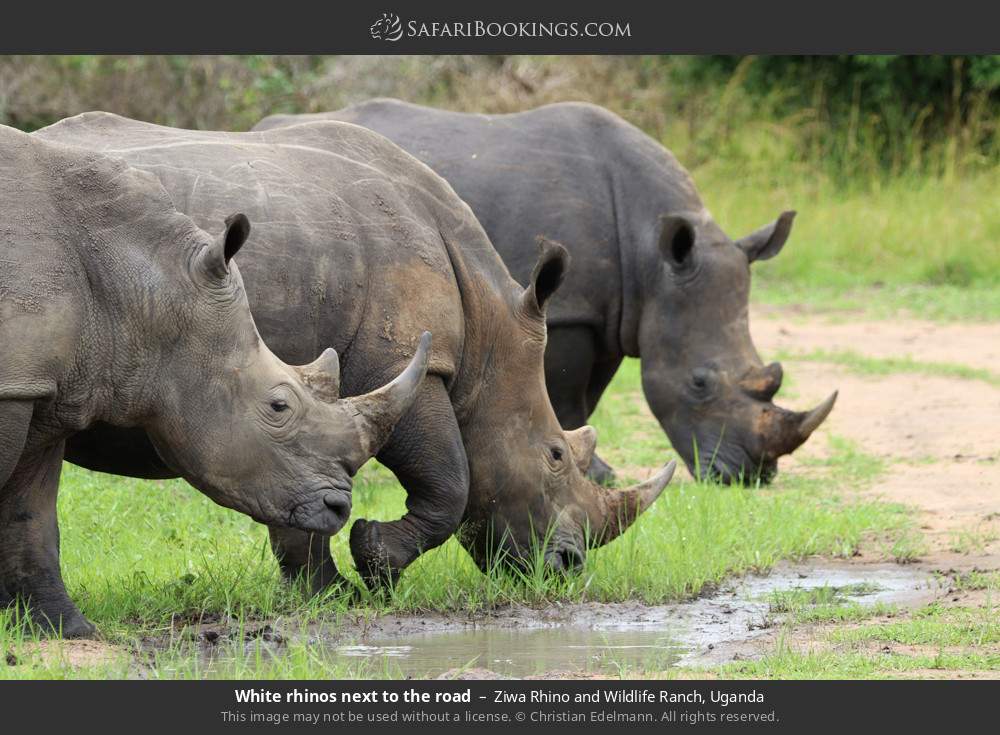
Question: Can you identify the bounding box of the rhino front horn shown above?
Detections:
[592,460,676,546]
[346,331,432,456]
[797,390,838,441]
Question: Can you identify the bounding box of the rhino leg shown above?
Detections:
[267,526,351,596]
[0,399,33,489]
[350,376,468,590]
[0,400,33,612]
[0,437,94,638]
[583,354,623,485]
[543,326,618,485]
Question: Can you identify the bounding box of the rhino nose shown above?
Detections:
[322,489,352,528]
[740,362,783,401]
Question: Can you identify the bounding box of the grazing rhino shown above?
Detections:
[36,113,675,592]
[0,125,429,636]
[256,100,838,484]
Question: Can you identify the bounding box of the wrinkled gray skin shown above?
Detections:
[0,125,428,637]
[37,113,674,592]
[257,100,837,484]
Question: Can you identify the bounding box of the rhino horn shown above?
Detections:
[298,348,341,402]
[345,331,432,456]
[590,460,676,546]
[565,426,597,473]
[769,390,838,456]
[793,390,838,444]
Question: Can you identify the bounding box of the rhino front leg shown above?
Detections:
[0,399,32,611]
[0,399,33,488]
[350,376,469,590]
[544,326,617,485]
[0,438,94,638]
[267,526,350,596]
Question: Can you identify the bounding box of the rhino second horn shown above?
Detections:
[593,460,676,546]
[565,426,598,473]
[347,331,432,456]
[300,348,341,402]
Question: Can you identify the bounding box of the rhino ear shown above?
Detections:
[521,237,569,317]
[196,213,252,280]
[736,211,795,263]
[222,213,251,262]
[658,214,697,271]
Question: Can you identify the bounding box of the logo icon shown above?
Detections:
[370,13,403,41]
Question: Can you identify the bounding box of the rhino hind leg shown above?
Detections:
[0,436,95,638]
[267,526,352,597]
[349,376,469,590]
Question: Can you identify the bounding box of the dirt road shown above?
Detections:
[752,307,1000,562]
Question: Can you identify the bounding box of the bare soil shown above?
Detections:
[693,308,1000,681]
[6,639,126,669]
[752,307,1000,560]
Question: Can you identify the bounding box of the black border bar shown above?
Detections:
[1,2,998,54]
[2,679,997,732]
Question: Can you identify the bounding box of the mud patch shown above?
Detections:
[264,562,936,679]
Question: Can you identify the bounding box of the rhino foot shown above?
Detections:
[349,519,401,591]
[4,594,96,639]
[50,612,97,639]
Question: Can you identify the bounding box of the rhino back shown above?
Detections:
[274,99,707,355]
[35,113,515,396]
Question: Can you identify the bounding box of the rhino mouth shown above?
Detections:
[543,541,585,572]
[706,456,778,485]
[690,441,778,485]
[287,478,353,534]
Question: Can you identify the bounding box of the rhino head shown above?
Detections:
[460,241,676,573]
[146,214,430,535]
[637,210,836,484]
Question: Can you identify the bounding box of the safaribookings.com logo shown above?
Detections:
[370,13,404,41]
[370,13,631,42]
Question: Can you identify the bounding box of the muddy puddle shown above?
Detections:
[195,562,940,678]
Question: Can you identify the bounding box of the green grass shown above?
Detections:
[701,170,1000,295]
[764,584,899,626]
[716,572,1000,679]
[829,601,1000,648]
[721,645,1000,679]
[715,170,1000,323]
[949,526,1000,555]
[0,357,912,678]
[766,583,881,611]
[755,283,1000,322]
[952,570,1000,591]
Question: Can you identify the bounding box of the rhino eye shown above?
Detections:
[270,400,289,413]
[550,447,564,462]
[691,368,714,393]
